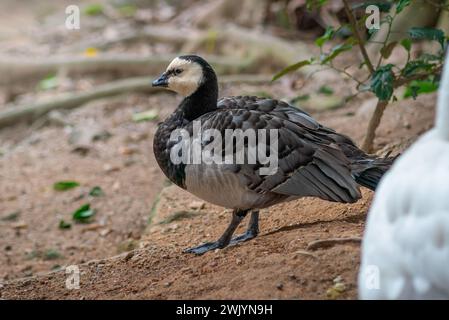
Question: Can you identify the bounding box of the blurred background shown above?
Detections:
[0,0,447,299]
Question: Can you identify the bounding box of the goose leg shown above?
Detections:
[230,210,259,245]
[184,209,249,255]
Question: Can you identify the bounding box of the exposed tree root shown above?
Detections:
[306,237,362,251]
[0,54,254,86]
[181,25,311,68]
[65,25,312,71]
[294,249,319,259]
[0,74,272,128]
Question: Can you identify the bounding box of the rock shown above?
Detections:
[189,201,205,210]
[118,145,139,155]
[103,164,121,173]
[124,251,134,261]
[112,181,121,191]
[100,229,111,237]
[333,275,343,284]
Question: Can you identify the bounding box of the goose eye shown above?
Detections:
[173,69,182,75]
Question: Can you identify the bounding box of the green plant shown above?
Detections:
[273,0,447,152]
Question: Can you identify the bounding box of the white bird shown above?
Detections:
[359,49,449,299]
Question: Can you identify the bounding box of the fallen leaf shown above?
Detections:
[83,47,99,57]
[84,4,103,16]
[53,181,80,191]
[38,74,58,90]
[89,186,104,197]
[11,222,28,229]
[132,109,159,122]
[59,220,72,229]
[72,204,96,223]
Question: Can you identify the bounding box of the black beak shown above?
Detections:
[152,73,169,87]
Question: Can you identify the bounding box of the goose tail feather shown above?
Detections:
[352,156,397,191]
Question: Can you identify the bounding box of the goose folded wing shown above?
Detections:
[196,108,362,203]
[218,96,365,159]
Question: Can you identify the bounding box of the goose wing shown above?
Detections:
[218,96,366,160]
[188,105,361,203]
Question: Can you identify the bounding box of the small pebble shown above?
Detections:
[189,201,205,210]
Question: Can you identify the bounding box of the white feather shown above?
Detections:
[166,57,203,97]
[359,50,449,299]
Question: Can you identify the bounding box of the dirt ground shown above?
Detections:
[0,0,438,299]
[0,84,436,299]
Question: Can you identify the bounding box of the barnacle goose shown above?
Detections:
[359,49,449,299]
[152,55,394,254]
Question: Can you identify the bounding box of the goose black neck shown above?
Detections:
[179,75,218,122]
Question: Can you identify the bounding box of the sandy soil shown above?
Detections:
[0,0,438,300]
[0,84,436,299]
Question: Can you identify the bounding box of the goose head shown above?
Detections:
[152,55,217,97]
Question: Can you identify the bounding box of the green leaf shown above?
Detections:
[306,0,328,9]
[402,60,433,77]
[132,109,159,122]
[315,27,334,48]
[370,64,394,101]
[352,2,391,12]
[380,41,397,59]
[53,181,80,191]
[38,74,58,90]
[318,85,334,95]
[84,4,104,16]
[72,204,96,223]
[89,186,104,197]
[321,43,353,64]
[395,0,411,13]
[400,38,412,52]
[404,80,438,99]
[408,27,445,49]
[59,220,72,229]
[272,60,311,81]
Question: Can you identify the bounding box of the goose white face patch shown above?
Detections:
[166,57,203,97]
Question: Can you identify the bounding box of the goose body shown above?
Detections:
[152,55,394,254]
[359,50,449,299]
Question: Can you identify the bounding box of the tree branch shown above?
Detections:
[342,0,375,75]
[0,74,273,129]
